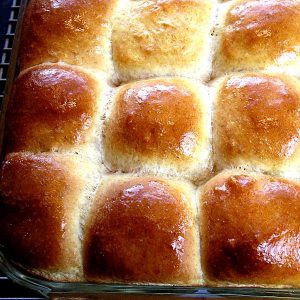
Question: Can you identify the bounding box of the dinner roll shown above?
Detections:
[104,77,212,182]
[20,0,123,71]
[214,0,300,76]
[83,176,200,284]
[201,170,300,286]
[4,64,104,154]
[0,152,90,281]
[213,72,300,179]
[112,0,216,83]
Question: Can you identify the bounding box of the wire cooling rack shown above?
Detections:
[0,0,43,298]
[0,0,21,107]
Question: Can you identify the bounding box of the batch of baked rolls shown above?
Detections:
[2,0,300,288]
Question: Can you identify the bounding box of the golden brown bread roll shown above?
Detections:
[83,176,200,285]
[20,0,122,71]
[4,63,104,154]
[200,170,300,287]
[0,152,91,281]
[103,77,212,182]
[112,0,216,83]
[212,72,300,178]
[214,0,300,76]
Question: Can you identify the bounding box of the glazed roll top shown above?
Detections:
[0,153,89,281]
[112,0,216,83]
[213,72,300,178]
[104,77,212,181]
[20,0,122,71]
[83,176,200,284]
[4,64,103,154]
[200,171,300,286]
[215,0,300,76]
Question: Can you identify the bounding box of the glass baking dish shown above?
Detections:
[1,0,300,298]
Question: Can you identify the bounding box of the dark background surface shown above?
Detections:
[0,0,44,298]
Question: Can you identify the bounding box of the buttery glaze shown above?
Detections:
[201,172,300,285]
[112,0,213,74]
[219,0,300,71]
[214,73,300,164]
[0,153,81,271]
[106,78,203,161]
[20,0,120,70]
[5,64,98,153]
[84,178,198,283]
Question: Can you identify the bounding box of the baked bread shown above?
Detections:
[212,72,300,179]
[83,176,200,285]
[4,63,105,154]
[3,0,300,289]
[19,0,123,72]
[200,170,300,287]
[103,77,212,182]
[0,153,90,281]
[214,0,300,77]
[112,0,216,83]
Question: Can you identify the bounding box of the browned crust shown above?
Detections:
[105,78,204,162]
[84,177,198,284]
[214,73,300,165]
[20,0,120,70]
[112,0,213,76]
[201,171,300,286]
[218,0,300,71]
[4,64,99,153]
[0,152,83,273]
